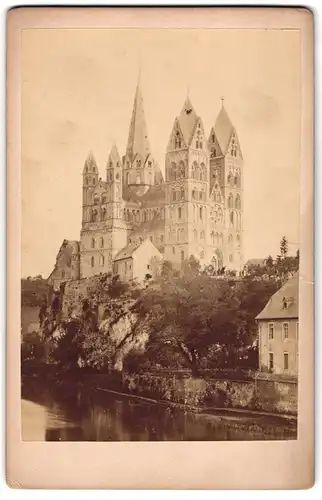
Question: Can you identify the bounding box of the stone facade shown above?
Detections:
[49,79,244,282]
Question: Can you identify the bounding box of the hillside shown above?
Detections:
[21,277,48,307]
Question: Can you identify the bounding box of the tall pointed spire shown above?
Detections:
[214,100,234,155]
[125,75,151,163]
[178,96,198,146]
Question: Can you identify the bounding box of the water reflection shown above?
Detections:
[21,378,296,441]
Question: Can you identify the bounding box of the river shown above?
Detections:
[21,377,297,441]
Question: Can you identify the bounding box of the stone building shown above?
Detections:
[256,273,299,376]
[48,78,244,282]
[113,238,162,283]
[47,240,80,291]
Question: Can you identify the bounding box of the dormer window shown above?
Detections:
[282,296,288,309]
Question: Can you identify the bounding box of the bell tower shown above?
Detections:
[164,96,209,266]
[208,101,244,272]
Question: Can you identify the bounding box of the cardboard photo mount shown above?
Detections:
[6,6,314,490]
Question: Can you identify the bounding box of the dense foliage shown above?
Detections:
[21,276,48,307]
[31,237,299,375]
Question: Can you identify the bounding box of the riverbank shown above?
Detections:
[21,376,297,441]
[21,364,298,421]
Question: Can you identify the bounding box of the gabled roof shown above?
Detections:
[214,105,234,155]
[178,97,199,146]
[256,273,299,320]
[113,241,142,261]
[114,238,161,262]
[125,79,151,163]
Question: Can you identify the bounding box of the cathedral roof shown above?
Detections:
[256,273,299,320]
[178,96,198,146]
[214,105,234,154]
[125,79,151,163]
[123,184,166,208]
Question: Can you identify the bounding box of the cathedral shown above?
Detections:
[48,78,244,289]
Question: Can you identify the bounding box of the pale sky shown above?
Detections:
[21,28,300,278]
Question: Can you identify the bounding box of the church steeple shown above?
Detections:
[125,76,151,163]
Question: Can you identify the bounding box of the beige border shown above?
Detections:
[6,7,314,489]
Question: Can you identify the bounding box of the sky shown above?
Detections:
[21,28,301,278]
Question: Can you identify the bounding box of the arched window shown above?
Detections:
[91,256,94,267]
[196,141,199,149]
[193,229,198,242]
[100,237,104,248]
[116,172,120,180]
[91,238,95,249]
[172,190,176,202]
[212,134,215,142]
[211,231,215,244]
[136,210,140,223]
[237,234,241,246]
[192,189,196,200]
[180,187,185,200]
[85,178,89,185]
[100,254,105,267]
[199,207,203,220]
[178,207,182,219]
[172,246,176,255]
[200,230,205,240]
[181,250,185,261]
[230,212,234,227]
[228,234,233,245]
[228,193,233,209]
[235,194,241,210]
[126,172,130,184]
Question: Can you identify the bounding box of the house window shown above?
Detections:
[268,323,274,340]
[91,256,94,268]
[284,352,289,370]
[269,352,274,371]
[100,254,105,267]
[283,322,289,339]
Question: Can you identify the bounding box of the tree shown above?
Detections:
[136,270,247,375]
[280,236,288,259]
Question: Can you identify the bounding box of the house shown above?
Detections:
[113,238,162,284]
[256,273,299,376]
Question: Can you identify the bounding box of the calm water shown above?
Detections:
[21,378,297,441]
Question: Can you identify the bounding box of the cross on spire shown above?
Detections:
[221,96,225,107]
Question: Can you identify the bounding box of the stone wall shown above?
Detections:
[60,275,103,319]
[121,372,297,415]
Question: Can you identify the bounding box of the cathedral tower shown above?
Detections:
[122,76,158,195]
[208,102,244,271]
[164,96,210,265]
[80,145,127,278]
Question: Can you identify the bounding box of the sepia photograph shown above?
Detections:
[19,25,303,444]
[4,4,316,490]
